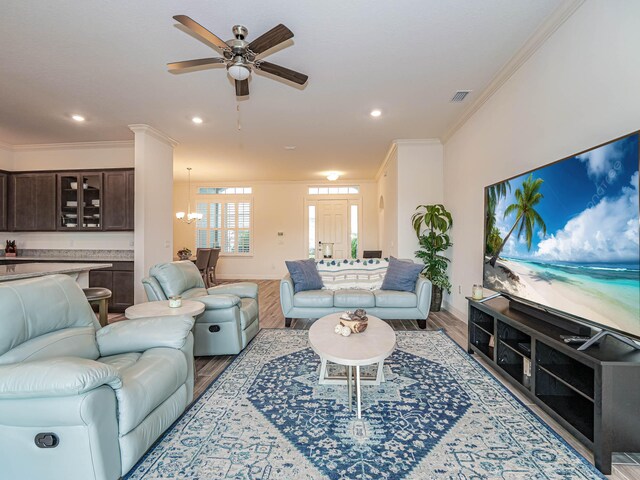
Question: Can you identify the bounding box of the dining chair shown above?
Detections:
[195,248,212,286]
[207,248,221,286]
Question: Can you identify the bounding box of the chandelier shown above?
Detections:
[175,167,203,224]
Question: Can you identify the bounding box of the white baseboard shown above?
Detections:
[442,301,467,323]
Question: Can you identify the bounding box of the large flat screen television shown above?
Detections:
[483,131,640,340]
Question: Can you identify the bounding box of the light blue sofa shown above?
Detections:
[280,259,432,328]
[143,261,259,356]
[0,274,195,480]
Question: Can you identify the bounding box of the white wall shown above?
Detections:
[443,1,640,319]
[2,142,135,251]
[377,147,398,257]
[377,140,444,260]
[12,142,134,171]
[174,181,379,279]
[396,141,444,259]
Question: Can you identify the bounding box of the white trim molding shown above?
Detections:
[442,0,585,143]
[128,124,178,147]
[4,140,134,151]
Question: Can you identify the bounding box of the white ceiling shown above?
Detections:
[0,0,562,181]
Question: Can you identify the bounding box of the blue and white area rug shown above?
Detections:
[126,330,604,479]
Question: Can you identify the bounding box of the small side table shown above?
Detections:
[125,300,205,320]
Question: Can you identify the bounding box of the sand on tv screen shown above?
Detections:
[483,132,640,339]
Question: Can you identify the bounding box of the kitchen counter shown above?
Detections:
[0,256,126,262]
[0,262,111,287]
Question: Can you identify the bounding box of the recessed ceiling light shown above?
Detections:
[370,109,382,118]
[71,114,85,122]
[284,145,297,150]
[192,116,203,124]
[326,172,340,181]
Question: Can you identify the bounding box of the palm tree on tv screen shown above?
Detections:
[485,180,510,254]
[489,174,547,267]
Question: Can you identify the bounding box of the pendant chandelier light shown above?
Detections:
[175,167,203,224]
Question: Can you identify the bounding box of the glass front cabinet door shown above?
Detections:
[58,173,103,230]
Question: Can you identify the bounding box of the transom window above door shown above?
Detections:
[308,185,359,195]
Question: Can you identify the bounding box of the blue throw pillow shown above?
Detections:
[381,256,424,292]
[285,259,324,293]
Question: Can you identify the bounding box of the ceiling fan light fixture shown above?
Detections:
[227,63,251,81]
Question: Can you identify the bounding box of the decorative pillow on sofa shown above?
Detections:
[285,259,324,293]
[380,256,423,292]
[317,259,389,290]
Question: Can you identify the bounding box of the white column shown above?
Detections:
[129,124,177,303]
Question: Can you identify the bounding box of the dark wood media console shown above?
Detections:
[467,296,640,474]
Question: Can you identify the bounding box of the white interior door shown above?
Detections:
[316,199,349,259]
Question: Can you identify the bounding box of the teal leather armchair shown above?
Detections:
[142,261,259,356]
[0,274,195,480]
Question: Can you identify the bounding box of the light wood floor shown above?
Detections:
[111,280,639,479]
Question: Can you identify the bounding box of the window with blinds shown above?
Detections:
[196,199,252,255]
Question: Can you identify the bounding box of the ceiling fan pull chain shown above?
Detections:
[237,104,242,131]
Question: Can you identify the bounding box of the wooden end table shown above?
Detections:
[308,313,396,419]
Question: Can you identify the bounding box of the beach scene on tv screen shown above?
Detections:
[484,133,640,337]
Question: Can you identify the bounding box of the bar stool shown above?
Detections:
[83,287,112,327]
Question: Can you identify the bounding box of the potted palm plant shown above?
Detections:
[412,204,453,312]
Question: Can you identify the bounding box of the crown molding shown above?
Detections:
[10,140,134,152]
[441,0,585,143]
[0,141,12,152]
[375,142,398,181]
[128,124,178,147]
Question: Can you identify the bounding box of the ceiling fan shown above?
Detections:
[168,15,308,96]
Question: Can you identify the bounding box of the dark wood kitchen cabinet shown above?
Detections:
[102,169,135,231]
[3,168,134,232]
[0,172,7,231]
[8,173,57,231]
[89,261,134,313]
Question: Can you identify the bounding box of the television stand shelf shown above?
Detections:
[467,296,640,474]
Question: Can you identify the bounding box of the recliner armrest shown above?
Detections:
[207,282,258,299]
[280,274,294,315]
[196,294,241,310]
[0,357,122,399]
[96,315,195,356]
[415,276,433,316]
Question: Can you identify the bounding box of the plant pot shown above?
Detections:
[430,285,443,312]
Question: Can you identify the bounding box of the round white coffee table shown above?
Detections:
[125,300,205,320]
[309,313,396,419]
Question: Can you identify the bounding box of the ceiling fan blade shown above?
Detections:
[248,24,294,55]
[173,15,230,52]
[235,79,249,96]
[167,57,225,72]
[256,61,308,85]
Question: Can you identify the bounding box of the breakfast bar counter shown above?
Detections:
[0,262,112,287]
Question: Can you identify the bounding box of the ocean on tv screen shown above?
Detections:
[484,133,640,338]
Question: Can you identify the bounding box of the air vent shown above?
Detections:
[451,90,471,102]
